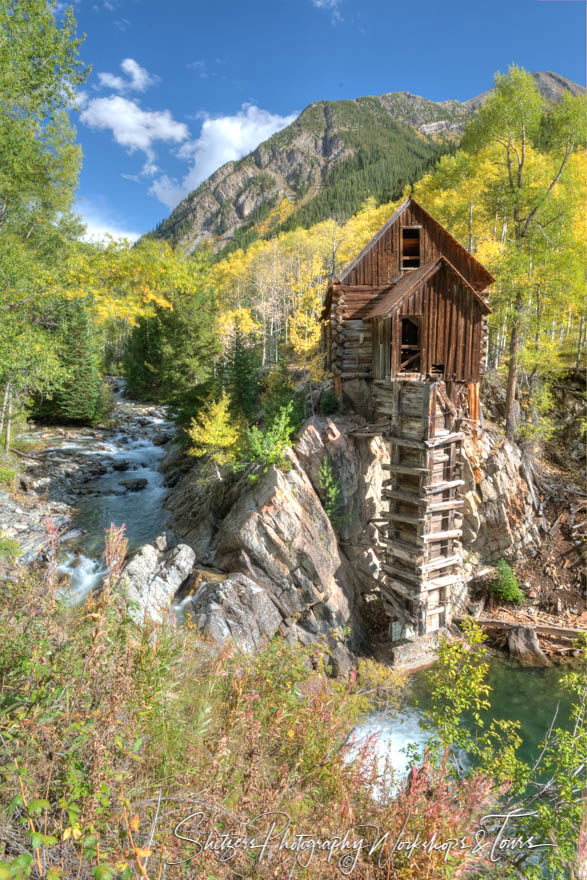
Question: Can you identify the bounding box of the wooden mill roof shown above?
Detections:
[366,257,492,318]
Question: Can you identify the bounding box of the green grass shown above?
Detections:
[0,533,20,561]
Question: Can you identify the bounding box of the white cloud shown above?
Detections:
[311,0,343,22]
[97,58,159,93]
[78,204,141,243]
[80,95,189,175]
[150,103,298,210]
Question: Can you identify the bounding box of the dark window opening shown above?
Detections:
[402,227,420,269]
[400,316,420,372]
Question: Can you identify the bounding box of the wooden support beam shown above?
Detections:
[422,529,462,543]
[381,488,426,505]
[425,432,464,448]
[388,436,426,450]
[457,617,587,639]
[387,464,429,475]
[380,578,418,599]
[381,563,421,584]
[426,574,463,589]
[379,539,425,563]
[422,554,461,574]
[428,499,465,513]
[386,511,426,525]
[424,479,465,494]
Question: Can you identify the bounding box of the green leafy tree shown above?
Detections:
[222,317,261,421]
[462,66,586,439]
[0,0,89,444]
[0,0,88,231]
[123,248,219,421]
[34,302,102,424]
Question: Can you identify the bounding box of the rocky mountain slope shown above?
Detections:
[149,72,584,256]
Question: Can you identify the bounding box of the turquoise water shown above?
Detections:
[351,656,575,786]
[409,655,575,768]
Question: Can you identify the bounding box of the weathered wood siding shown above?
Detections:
[368,264,484,383]
[342,201,490,296]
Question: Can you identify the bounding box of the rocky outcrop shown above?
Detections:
[460,428,541,571]
[160,412,543,660]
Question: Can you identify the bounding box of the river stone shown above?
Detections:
[508,626,549,667]
[121,477,148,492]
[120,542,195,625]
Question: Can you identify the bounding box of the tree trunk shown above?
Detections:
[505,294,523,439]
[5,386,12,453]
[0,381,10,439]
[576,315,584,372]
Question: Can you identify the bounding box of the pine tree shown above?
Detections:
[53,303,101,423]
[187,391,241,469]
[223,317,261,422]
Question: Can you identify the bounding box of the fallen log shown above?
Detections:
[455,617,586,640]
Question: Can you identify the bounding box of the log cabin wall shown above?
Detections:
[329,287,378,380]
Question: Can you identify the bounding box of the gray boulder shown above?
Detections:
[120,541,195,625]
[508,626,549,667]
[121,477,148,492]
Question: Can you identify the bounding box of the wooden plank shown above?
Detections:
[425,432,464,448]
[424,479,464,494]
[381,565,421,586]
[389,436,426,449]
[428,499,464,513]
[387,464,429,475]
[458,618,587,639]
[422,529,462,543]
[382,488,426,505]
[386,510,426,525]
[422,554,461,574]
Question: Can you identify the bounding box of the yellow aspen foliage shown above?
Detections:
[217,307,262,346]
[187,391,242,467]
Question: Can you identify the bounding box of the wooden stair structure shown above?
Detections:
[358,377,466,638]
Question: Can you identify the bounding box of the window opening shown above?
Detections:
[399,316,420,372]
[402,227,420,269]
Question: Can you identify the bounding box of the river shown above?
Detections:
[49,385,175,601]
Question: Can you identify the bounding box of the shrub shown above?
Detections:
[318,455,345,528]
[244,401,295,473]
[0,533,19,561]
[261,361,306,431]
[187,390,243,469]
[318,387,341,415]
[0,464,17,488]
[491,558,525,604]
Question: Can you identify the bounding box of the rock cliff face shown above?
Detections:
[116,413,540,662]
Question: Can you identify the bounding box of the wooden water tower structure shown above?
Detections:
[321,198,494,638]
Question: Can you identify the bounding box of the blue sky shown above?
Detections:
[67,0,586,241]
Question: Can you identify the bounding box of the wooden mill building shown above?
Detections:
[321,197,494,640]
